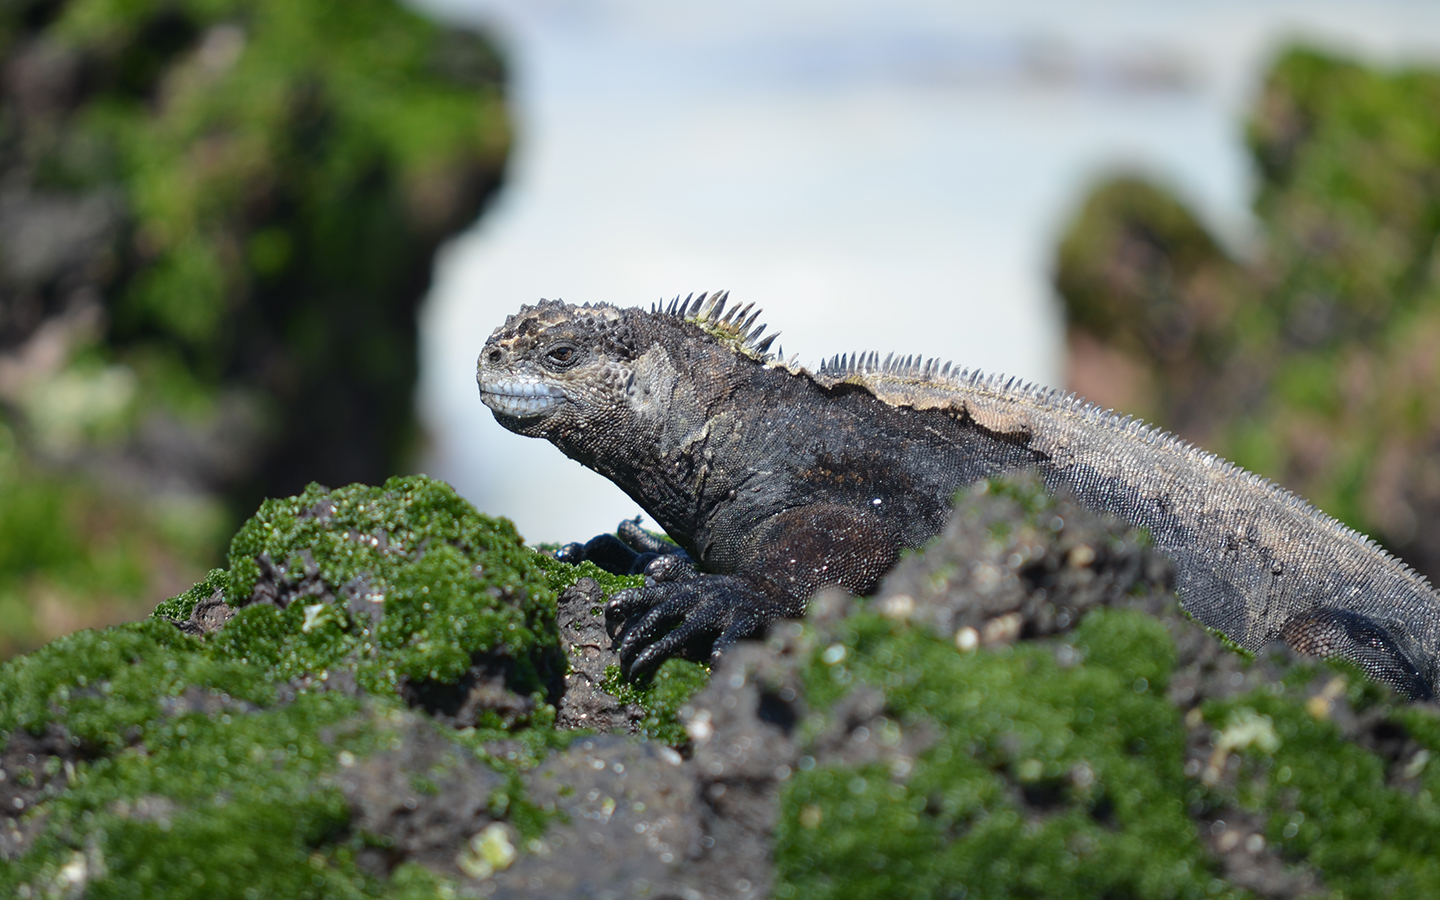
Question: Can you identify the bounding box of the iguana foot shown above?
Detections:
[605,555,769,679]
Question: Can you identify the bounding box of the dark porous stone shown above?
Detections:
[335,707,505,880]
[554,576,646,733]
[487,736,702,898]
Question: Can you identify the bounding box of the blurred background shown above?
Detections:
[5,0,1440,657]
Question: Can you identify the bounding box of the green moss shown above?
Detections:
[0,637,474,900]
[530,540,712,745]
[530,551,643,600]
[777,589,1440,899]
[1,620,266,750]
[599,659,712,746]
[777,608,1216,900]
[0,475,565,897]
[5,476,565,744]
[0,616,363,897]
[193,476,561,721]
[1203,685,1440,898]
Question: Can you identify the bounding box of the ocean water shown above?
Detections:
[411,0,1440,544]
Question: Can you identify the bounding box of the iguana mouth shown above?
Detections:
[478,378,565,417]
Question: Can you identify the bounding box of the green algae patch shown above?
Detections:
[531,551,642,601]
[600,658,712,746]
[776,609,1220,900]
[0,614,423,898]
[775,599,1440,898]
[0,619,273,753]
[1201,684,1440,899]
[184,475,562,721]
[0,475,570,897]
[533,542,712,745]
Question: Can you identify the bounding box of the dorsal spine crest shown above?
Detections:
[656,290,780,361]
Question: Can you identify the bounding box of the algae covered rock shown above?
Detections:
[0,476,565,897]
[6,474,1440,898]
[774,478,1440,900]
[158,476,566,714]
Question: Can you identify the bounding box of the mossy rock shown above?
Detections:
[1053,45,1440,584]
[0,476,567,897]
[772,479,1440,900]
[7,474,1440,897]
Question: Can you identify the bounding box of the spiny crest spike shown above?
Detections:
[724,300,750,328]
[669,290,779,362]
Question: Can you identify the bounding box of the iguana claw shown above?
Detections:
[606,558,767,679]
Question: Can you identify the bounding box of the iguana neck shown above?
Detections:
[548,331,758,555]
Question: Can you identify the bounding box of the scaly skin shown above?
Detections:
[478,293,1440,697]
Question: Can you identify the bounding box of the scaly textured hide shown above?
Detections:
[478,293,1440,697]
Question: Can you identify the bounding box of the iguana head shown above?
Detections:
[476,299,640,439]
[479,292,779,450]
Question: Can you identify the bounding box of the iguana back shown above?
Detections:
[833,357,1440,696]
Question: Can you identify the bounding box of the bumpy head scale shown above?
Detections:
[487,299,637,359]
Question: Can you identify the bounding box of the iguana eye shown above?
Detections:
[544,343,580,369]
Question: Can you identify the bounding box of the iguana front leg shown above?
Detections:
[555,516,693,575]
[605,504,900,678]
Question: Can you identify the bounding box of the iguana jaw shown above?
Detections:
[478,376,567,419]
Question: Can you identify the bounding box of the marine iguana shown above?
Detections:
[477,292,1440,698]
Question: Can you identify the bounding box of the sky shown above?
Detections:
[406,0,1440,545]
